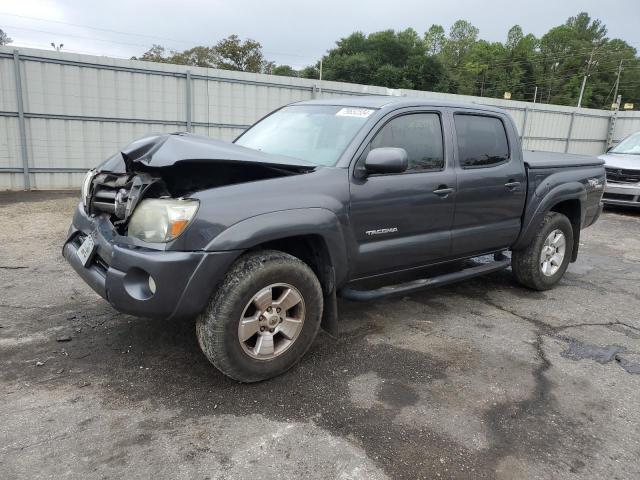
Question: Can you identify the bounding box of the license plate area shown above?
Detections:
[77,233,96,267]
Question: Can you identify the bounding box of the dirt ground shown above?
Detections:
[1,191,639,480]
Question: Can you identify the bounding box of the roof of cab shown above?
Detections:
[294,95,507,114]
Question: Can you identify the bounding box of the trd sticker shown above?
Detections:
[587,178,603,190]
[365,227,398,236]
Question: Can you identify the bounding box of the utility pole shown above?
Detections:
[533,85,538,104]
[577,75,587,107]
[607,94,622,148]
[612,59,624,107]
[577,47,597,108]
[318,58,323,94]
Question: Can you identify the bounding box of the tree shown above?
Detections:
[131,15,639,110]
[424,25,446,56]
[404,54,447,91]
[134,35,274,73]
[169,46,216,67]
[0,28,13,46]
[212,35,266,73]
[316,28,445,90]
[440,20,480,93]
[299,65,320,79]
[443,20,479,67]
[133,44,171,63]
[540,12,610,106]
[271,65,299,77]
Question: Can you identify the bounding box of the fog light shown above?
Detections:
[123,268,156,300]
[148,275,157,295]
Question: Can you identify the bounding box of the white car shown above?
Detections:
[599,131,640,208]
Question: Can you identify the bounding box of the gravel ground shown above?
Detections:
[1,191,639,480]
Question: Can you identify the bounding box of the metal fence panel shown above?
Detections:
[614,115,640,142]
[1,45,640,190]
[20,61,186,121]
[0,56,18,112]
[0,116,20,168]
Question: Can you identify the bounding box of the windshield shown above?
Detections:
[611,132,640,155]
[234,105,376,166]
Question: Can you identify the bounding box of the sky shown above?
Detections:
[1,0,639,69]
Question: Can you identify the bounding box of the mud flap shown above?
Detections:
[321,287,339,337]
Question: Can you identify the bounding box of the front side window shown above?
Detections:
[370,113,444,171]
[235,105,375,166]
[455,114,510,168]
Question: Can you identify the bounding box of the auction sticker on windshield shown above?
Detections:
[336,108,375,118]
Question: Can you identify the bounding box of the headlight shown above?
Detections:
[81,169,95,208]
[127,198,199,243]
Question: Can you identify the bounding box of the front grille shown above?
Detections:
[603,193,636,201]
[87,172,134,219]
[605,167,640,184]
[86,171,164,229]
[91,184,119,215]
[93,253,109,273]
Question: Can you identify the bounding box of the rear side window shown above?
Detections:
[454,114,509,168]
[370,113,444,171]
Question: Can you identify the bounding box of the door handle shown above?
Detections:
[505,181,521,191]
[433,186,454,197]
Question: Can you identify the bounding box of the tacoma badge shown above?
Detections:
[366,227,398,236]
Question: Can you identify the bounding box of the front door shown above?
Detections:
[349,111,456,278]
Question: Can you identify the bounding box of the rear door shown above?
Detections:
[450,112,526,256]
[349,109,456,278]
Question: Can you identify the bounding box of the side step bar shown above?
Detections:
[339,253,510,301]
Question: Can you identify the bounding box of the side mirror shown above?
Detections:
[364,147,408,174]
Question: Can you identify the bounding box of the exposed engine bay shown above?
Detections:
[84,132,315,231]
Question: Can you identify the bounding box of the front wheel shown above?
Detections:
[196,250,323,382]
[512,212,574,291]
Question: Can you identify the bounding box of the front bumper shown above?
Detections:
[602,181,640,207]
[63,203,239,320]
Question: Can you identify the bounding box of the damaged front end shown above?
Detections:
[83,170,164,226]
[65,132,314,320]
[83,132,315,234]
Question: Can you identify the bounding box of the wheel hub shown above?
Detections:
[238,283,305,360]
[260,310,281,329]
[539,229,566,277]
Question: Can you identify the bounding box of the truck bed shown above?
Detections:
[524,150,604,169]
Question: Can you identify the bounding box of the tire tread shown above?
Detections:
[512,212,573,291]
[196,250,323,382]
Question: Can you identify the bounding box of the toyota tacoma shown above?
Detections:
[63,97,605,382]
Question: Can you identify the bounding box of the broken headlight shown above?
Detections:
[127,198,199,243]
[81,169,95,209]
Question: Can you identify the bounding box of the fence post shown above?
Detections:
[520,107,529,148]
[606,96,621,149]
[185,70,192,133]
[564,112,576,153]
[12,49,30,190]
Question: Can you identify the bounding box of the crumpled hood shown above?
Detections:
[598,153,640,171]
[97,132,315,173]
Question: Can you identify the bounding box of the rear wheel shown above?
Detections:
[196,250,323,382]
[512,212,573,291]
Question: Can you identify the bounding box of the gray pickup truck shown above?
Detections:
[63,97,605,382]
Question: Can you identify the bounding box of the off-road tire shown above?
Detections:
[196,250,323,382]
[512,212,573,291]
